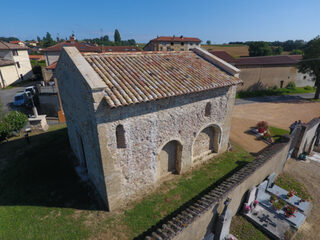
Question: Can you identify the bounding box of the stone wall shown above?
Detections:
[238,65,297,91]
[293,118,320,157]
[143,136,291,240]
[55,48,109,208]
[95,85,237,209]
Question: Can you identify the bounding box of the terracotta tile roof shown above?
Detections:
[102,46,141,52]
[235,55,302,66]
[41,41,101,52]
[150,36,201,43]
[29,55,45,60]
[46,61,57,70]
[0,41,28,50]
[84,51,241,108]
[0,58,15,67]
[209,51,236,63]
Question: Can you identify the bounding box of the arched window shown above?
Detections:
[116,125,126,148]
[205,102,211,117]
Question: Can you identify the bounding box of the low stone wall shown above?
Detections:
[291,118,320,158]
[142,137,291,240]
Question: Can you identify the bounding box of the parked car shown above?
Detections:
[24,86,39,96]
[13,91,32,107]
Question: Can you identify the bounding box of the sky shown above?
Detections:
[1,0,319,43]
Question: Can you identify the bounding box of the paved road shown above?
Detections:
[0,87,25,112]
[235,92,315,105]
[0,87,59,119]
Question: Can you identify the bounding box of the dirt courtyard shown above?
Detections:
[230,99,320,239]
[230,100,320,153]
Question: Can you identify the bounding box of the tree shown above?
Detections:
[248,41,273,56]
[298,36,320,99]
[206,40,211,45]
[4,111,27,132]
[114,29,121,43]
[272,46,283,55]
[290,49,303,55]
[42,32,56,48]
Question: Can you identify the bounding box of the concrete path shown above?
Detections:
[0,87,25,112]
[235,92,315,105]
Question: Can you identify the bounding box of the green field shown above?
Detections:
[0,124,254,239]
[236,86,315,99]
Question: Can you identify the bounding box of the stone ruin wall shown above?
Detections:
[95,85,237,209]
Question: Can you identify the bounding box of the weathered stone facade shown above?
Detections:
[95,86,237,207]
[55,47,240,210]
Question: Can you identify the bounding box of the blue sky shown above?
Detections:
[1,0,319,43]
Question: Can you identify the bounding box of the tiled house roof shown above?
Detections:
[0,59,15,67]
[42,41,101,52]
[101,46,141,52]
[84,51,241,108]
[150,36,201,43]
[0,41,28,50]
[235,55,302,66]
[209,51,236,64]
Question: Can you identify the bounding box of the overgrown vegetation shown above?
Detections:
[230,215,269,240]
[0,111,27,141]
[0,125,254,239]
[236,86,315,99]
[275,173,312,201]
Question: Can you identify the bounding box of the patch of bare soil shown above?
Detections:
[284,159,320,240]
[230,101,320,153]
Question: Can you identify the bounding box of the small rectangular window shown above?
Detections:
[16,62,20,68]
[12,50,18,56]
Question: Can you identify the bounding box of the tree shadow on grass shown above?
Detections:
[0,127,101,211]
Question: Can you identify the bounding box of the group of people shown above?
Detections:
[289,120,303,134]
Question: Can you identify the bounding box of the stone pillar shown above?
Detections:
[214,198,233,240]
[28,115,49,132]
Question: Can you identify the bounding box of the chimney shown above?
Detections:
[70,35,76,42]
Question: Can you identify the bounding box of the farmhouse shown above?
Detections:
[144,36,201,51]
[55,47,242,210]
[209,51,314,90]
[0,41,32,88]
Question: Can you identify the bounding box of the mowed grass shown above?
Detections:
[0,125,254,239]
[230,215,270,240]
[236,86,315,99]
[269,126,290,142]
[124,144,254,238]
[275,173,312,201]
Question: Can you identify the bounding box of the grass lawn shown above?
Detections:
[0,124,254,239]
[230,215,270,240]
[236,86,315,99]
[275,173,312,201]
[269,126,290,142]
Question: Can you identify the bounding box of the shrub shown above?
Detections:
[4,111,27,132]
[286,81,296,90]
[0,120,10,141]
[272,85,278,90]
[304,85,313,90]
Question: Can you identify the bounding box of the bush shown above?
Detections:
[304,85,313,90]
[286,81,296,90]
[4,111,28,132]
[0,120,10,141]
[272,85,278,90]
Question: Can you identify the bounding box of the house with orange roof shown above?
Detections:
[144,35,201,51]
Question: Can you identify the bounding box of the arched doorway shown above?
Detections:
[158,140,182,177]
[193,125,221,161]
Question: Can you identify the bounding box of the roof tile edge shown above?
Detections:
[192,47,240,78]
[61,46,106,90]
